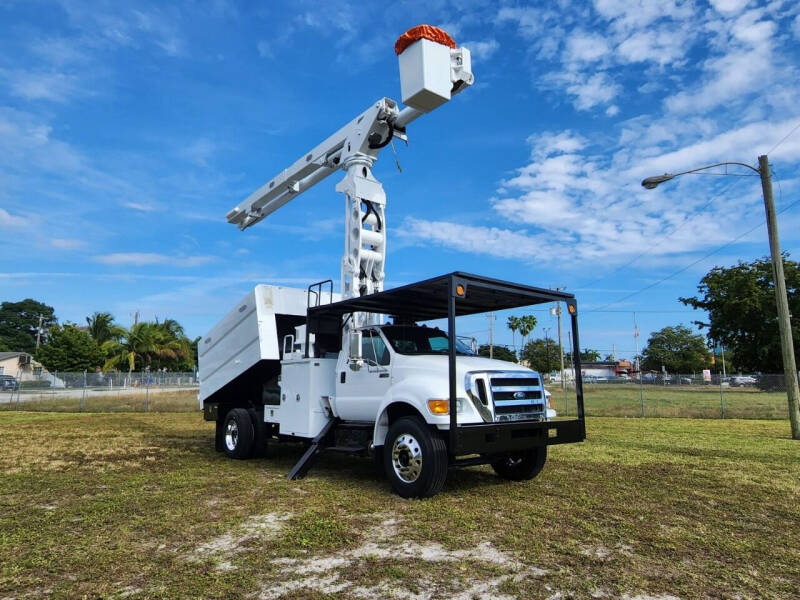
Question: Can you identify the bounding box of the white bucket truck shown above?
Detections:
[199,26,586,498]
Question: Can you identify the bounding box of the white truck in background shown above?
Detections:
[199,27,586,498]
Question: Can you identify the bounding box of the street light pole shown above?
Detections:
[757,155,800,439]
[642,155,800,439]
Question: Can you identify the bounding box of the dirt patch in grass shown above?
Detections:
[1,413,798,599]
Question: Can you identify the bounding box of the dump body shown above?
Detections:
[198,285,336,405]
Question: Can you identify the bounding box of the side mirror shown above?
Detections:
[349,332,362,360]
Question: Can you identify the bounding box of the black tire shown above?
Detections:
[491,446,547,481]
[248,407,267,458]
[383,417,447,498]
[222,408,254,459]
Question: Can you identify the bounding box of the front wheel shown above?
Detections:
[384,417,448,498]
[491,446,547,481]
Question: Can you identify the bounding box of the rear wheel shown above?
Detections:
[384,417,447,498]
[223,408,254,459]
[491,446,547,481]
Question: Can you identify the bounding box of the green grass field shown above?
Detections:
[560,383,790,419]
[1,412,798,599]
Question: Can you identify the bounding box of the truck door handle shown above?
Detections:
[379,373,389,378]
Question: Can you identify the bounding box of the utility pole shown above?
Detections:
[759,155,800,439]
[720,342,727,380]
[487,312,495,359]
[634,312,644,418]
[551,288,566,390]
[35,314,44,350]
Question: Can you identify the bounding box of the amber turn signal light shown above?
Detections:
[427,399,449,414]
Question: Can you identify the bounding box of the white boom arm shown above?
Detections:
[226,42,473,341]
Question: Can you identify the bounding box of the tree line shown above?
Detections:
[0,299,198,373]
[475,256,799,375]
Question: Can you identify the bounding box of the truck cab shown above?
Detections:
[337,323,555,428]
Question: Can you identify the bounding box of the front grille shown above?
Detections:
[466,370,547,423]
[492,389,542,401]
[494,403,544,415]
[491,377,540,387]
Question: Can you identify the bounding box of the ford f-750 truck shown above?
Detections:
[199,273,586,498]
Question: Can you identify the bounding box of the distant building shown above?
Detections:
[0,352,64,386]
[555,360,633,381]
[0,352,43,381]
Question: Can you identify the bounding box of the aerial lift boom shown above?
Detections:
[225,27,473,340]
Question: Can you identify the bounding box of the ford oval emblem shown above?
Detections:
[513,391,525,399]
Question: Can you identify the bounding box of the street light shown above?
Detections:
[642,154,800,440]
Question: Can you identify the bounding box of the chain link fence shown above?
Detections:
[0,369,795,419]
[0,371,198,412]
[551,373,796,419]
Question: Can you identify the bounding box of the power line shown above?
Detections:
[577,176,748,291]
[587,194,800,313]
[767,119,800,155]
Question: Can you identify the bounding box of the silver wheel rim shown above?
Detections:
[391,433,422,483]
[225,419,239,451]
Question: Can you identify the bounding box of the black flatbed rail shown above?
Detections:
[307,272,586,457]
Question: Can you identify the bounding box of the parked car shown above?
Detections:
[730,375,757,387]
[0,375,20,391]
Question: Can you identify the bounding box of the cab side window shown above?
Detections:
[373,334,390,366]
[361,330,390,366]
[361,331,377,364]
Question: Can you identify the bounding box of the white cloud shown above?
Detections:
[50,238,87,250]
[606,105,620,117]
[92,253,215,267]
[121,201,157,212]
[31,37,88,66]
[709,0,750,15]
[3,70,81,102]
[400,218,549,261]
[793,15,800,39]
[563,72,621,110]
[182,138,216,167]
[564,31,611,64]
[593,0,693,31]
[0,208,28,228]
[256,40,273,58]
[615,29,690,66]
[528,131,588,158]
[461,39,499,61]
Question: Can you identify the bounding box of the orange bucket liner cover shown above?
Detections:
[395,25,456,55]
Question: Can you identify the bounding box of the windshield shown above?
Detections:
[380,325,476,356]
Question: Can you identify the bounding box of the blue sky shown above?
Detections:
[1,0,799,360]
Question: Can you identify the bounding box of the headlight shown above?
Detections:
[426,398,465,415]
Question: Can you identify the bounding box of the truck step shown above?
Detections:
[326,445,368,453]
[286,417,340,480]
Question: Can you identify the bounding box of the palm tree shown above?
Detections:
[103,321,191,377]
[507,316,521,355]
[86,312,126,345]
[518,315,538,351]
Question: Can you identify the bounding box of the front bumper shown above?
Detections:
[451,418,585,456]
